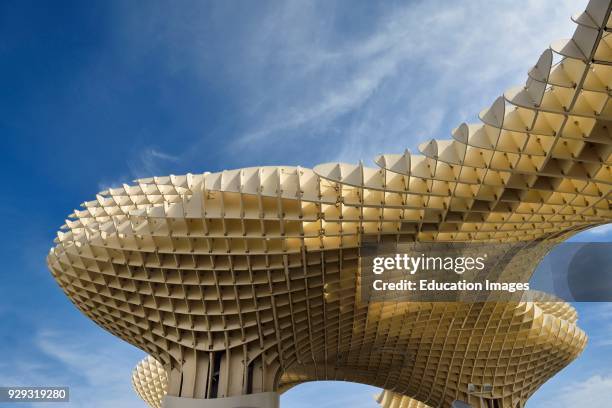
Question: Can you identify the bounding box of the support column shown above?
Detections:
[162,392,280,408]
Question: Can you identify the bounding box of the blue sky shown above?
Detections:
[1,0,611,407]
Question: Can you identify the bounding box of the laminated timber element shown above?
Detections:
[133,355,168,408]
[132,294,583,408]
[133,356,280,408]
[48,0,611,407]
[132,359,429,408]
[377,389,431,408]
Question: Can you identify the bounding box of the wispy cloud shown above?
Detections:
[227,0,580,163]
[584,224,612,235]
[131,147,179,177]
[108,0,583,170]
[334,0,581,163]
[579,303,612,348]
[98,147,179,191]
[533,374,612,408]
[28,2,596,407]
[0,328,146,408]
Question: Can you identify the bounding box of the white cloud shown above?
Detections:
[584,224,612,235]
[583,303,612,323]
[132,147,179,177]
[335,0,582,163]
[53,2,598,406]
[580,304,612,347]
[534,375,612,408]
[98,147,179,191]
[224,0,583,163]
[0,328,146,408]
[97,178,128,192]
[111,0,586,169]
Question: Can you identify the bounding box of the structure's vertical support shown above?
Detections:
[195,353,210,399]
[250,356,264,394]
[221,349,246,397]
[166,352,213,399]
[163,392,279,408]
[180,350,197,398]
[161,349,281,407]
[167,366,182,397]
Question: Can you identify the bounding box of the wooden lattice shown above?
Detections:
[49,1,611,407]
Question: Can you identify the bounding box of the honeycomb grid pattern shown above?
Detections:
[377,389,432,408]
[132,355,168,408]
[131,294,581,408]
[48,1,610,407]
